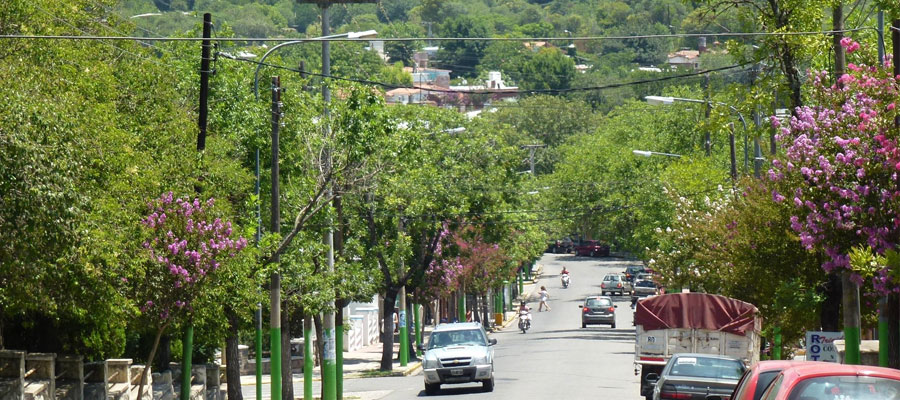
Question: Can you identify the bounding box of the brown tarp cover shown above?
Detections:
[634,293,760,336]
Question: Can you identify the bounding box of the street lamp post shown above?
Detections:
[644,96,759,176]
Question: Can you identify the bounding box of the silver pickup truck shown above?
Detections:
[422,322,496,395]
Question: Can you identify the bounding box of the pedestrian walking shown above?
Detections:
[538,286,551,311]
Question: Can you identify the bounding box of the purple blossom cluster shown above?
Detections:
[138,192,248,320]
[770,38,900,293]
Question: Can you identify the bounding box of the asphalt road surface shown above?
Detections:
[339,253,647,399]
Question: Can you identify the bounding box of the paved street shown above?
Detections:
[278,253,645,399]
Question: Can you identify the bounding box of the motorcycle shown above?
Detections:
[561,273,570,288]
[518,309,532,333]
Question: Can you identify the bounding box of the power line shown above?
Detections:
[0,27,874,42]
[219,52,753,95]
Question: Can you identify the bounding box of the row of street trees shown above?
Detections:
[0,3,548,400]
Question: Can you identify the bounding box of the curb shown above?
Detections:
[347,361,421,379]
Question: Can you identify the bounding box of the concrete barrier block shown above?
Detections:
[24,353,55,400]
[82,361,107,400]
[55,355,83,400]
[0,350,25,400]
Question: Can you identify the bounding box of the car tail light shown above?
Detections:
[608,307,615,312]
[660,384,690,400]
[601,283,607,288]
[583,307,590,313]
[617,283,622,288]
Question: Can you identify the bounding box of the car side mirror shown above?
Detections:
[645,373,659,383]
[578,304,583,308]
[614,305,618,308]
[489,338,497,346]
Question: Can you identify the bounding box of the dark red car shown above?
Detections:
[757,363,900,400]
[715,361,819,400]
[574,240,610,257]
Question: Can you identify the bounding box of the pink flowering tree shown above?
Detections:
[133,192,248,399]
[769,38,900,293]
[416,226,464,301]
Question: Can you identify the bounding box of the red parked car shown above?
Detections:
[715,361,819,400]
[757,363,900,400]
[574,240,610,257]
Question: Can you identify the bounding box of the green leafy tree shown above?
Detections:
[518,47,575,91]
[435,15,493,78]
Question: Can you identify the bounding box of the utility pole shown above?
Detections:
[423,21,433,46]
[876,9,888,369]
[182,12,212,400]
[520,144,547,175]
[294,3,375,398]
[398,217,408,367]
[727,123,737,188]
[703,73,711,156]
[832,2,860,366]
[890,17,900,369]
[270,75,283,400]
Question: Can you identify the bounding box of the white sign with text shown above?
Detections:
[805,331,844,362]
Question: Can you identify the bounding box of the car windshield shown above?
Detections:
[636,280,656,287]
[604,275,619,281]
[585,298,612,307]
[427,329,487,349]
[669,356,745,380]
[787,376,900,400]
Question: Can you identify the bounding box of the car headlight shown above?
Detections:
[423,354,440,369]
[471,354,489,366]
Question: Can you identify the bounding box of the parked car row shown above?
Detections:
[648,355,900,400]
[544,238,611,257]
[636,293,900,400]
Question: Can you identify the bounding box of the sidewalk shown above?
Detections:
[238,274,544,392]
[239,339,424,389]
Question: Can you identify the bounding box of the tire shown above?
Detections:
[582,321,587,328]
[425,383,440,395]
[590,250,596,257]
[611,322,616,329]
[482,377,494,392]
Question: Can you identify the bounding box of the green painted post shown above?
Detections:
[270,273,282,400]
[399,287,409,366]
[336,322,343,399]
[303,318,313,400]
[180,326,193,400]
[879,297,889,367]
[323,327,336,400]
[842,273,862,365]
[414,304,422,357]
[773,326,782,360]
[255,305,262,400]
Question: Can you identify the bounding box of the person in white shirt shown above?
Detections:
[538,286,551,311]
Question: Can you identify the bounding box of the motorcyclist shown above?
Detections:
[518,302,532,323]
[560,267,570,287]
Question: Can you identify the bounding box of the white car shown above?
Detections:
[422,322,496,395]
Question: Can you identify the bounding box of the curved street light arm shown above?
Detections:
[252,33,355,99]
[253,39,312,99]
